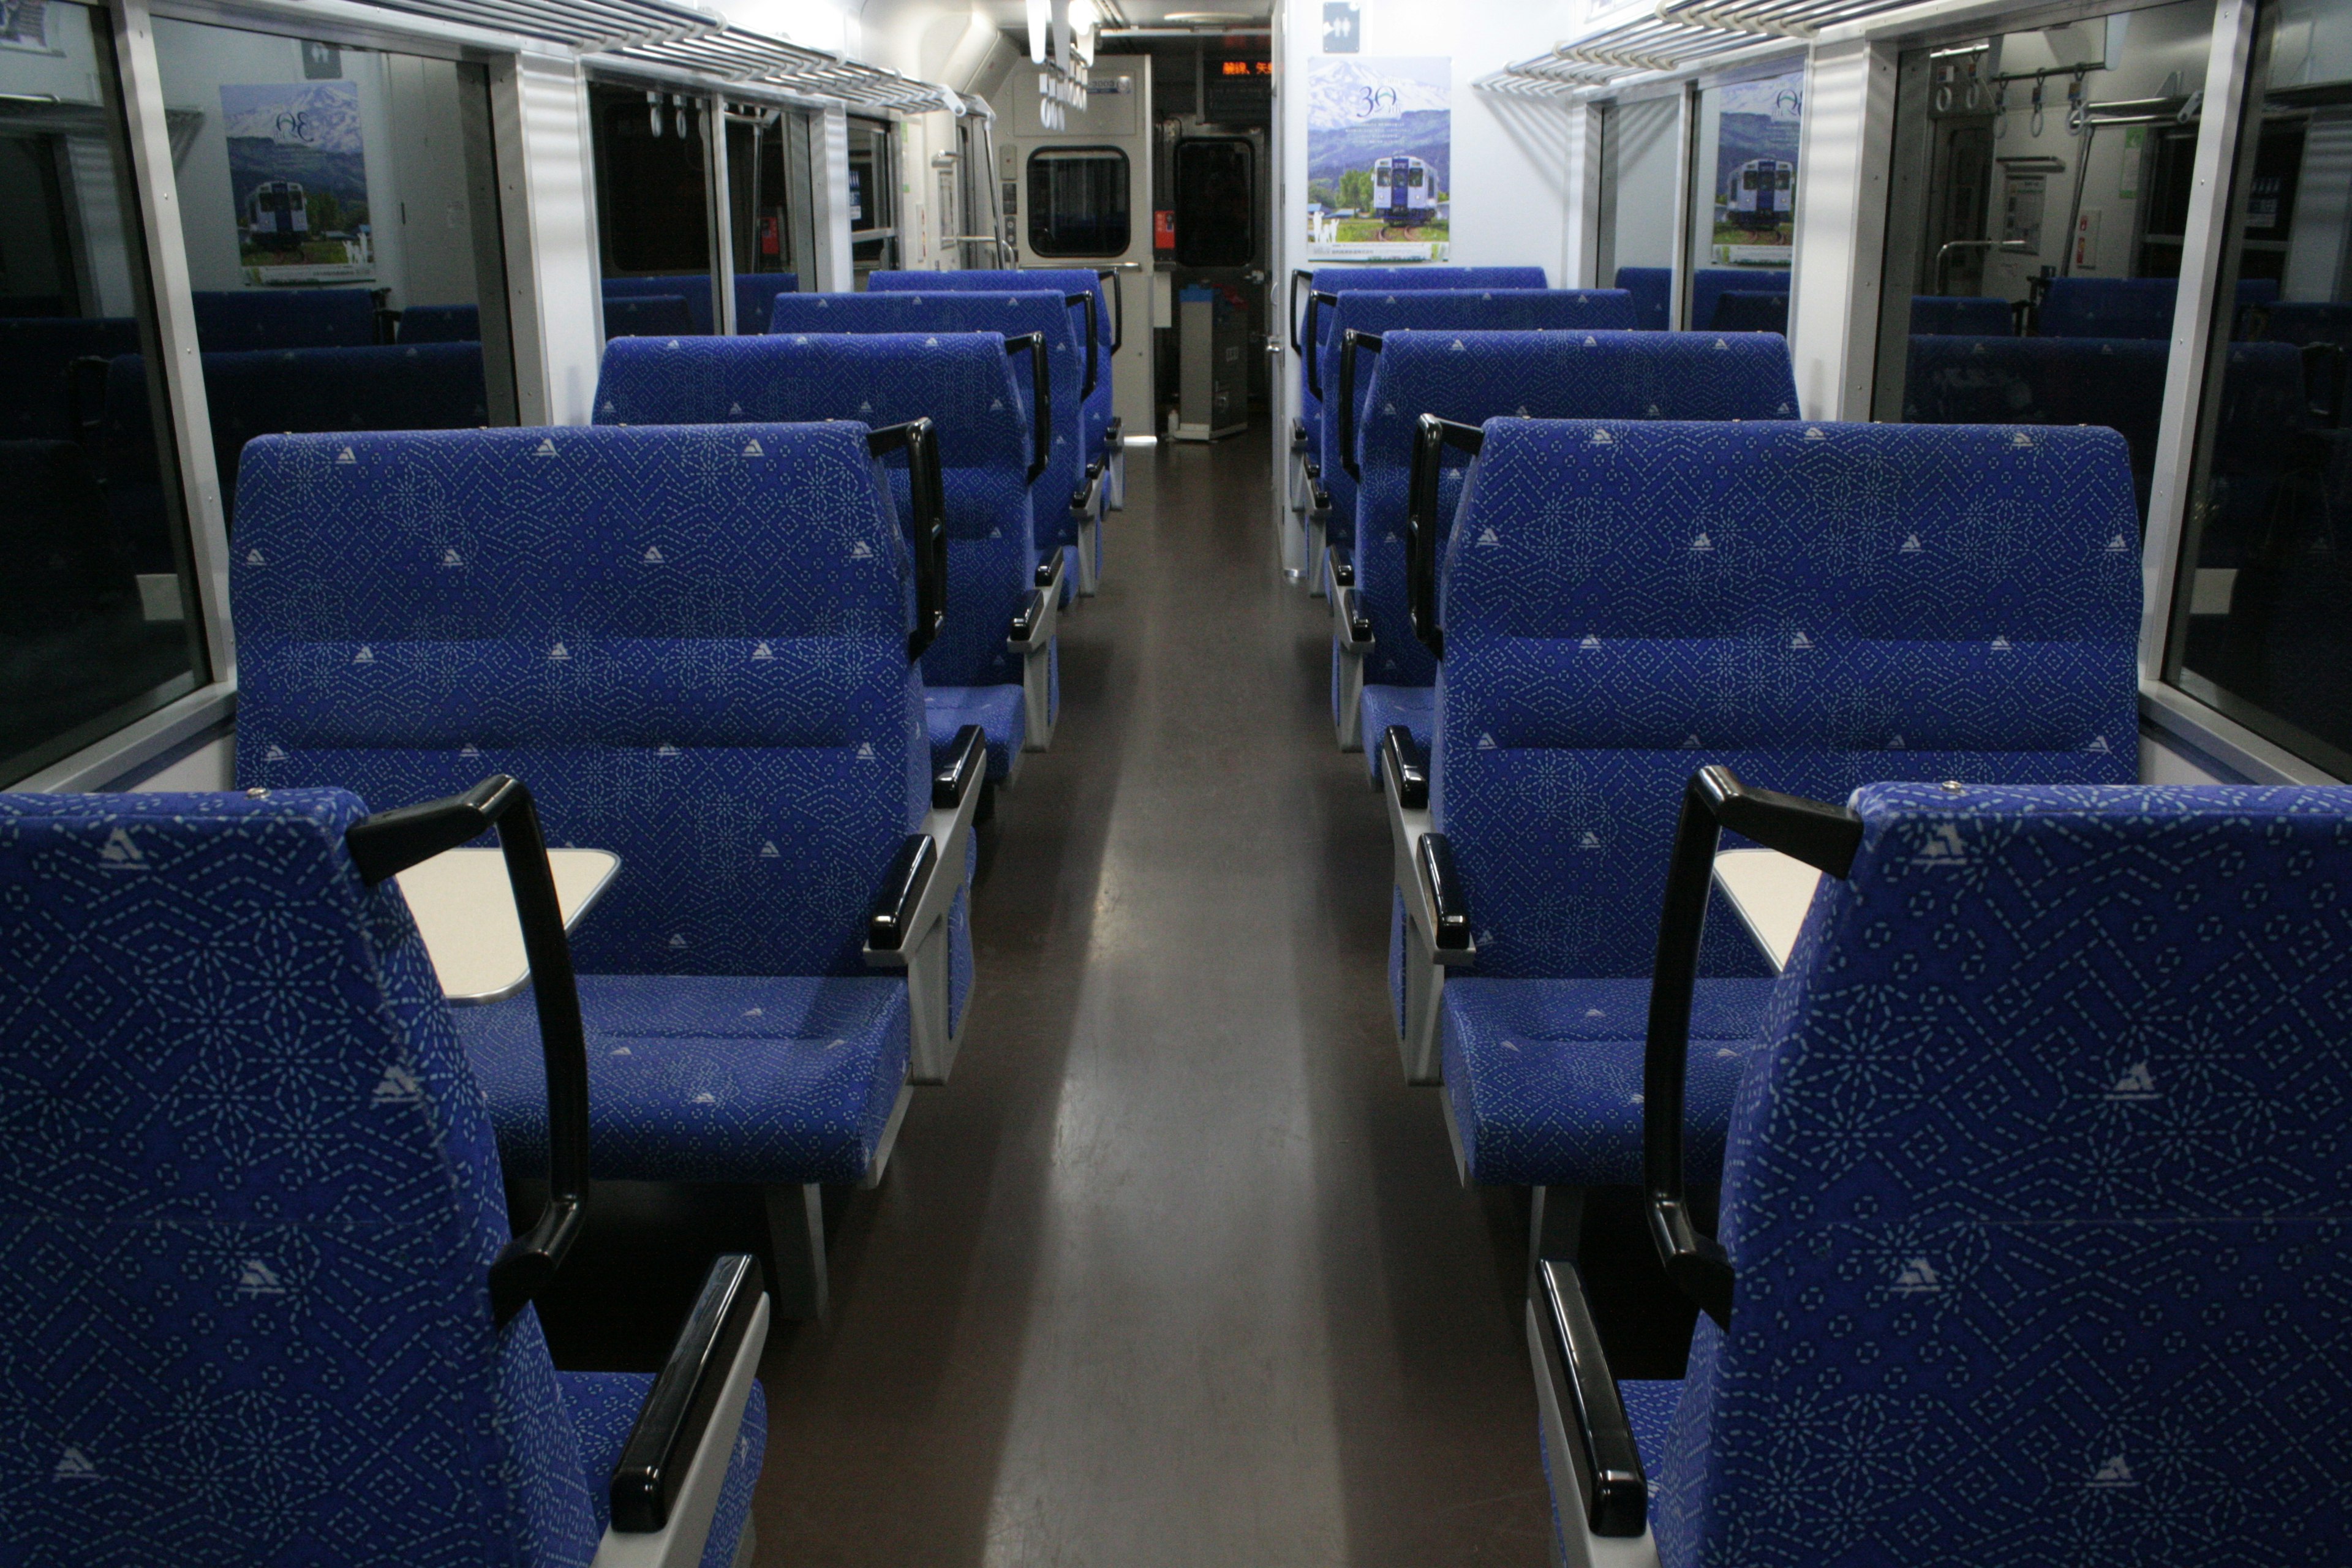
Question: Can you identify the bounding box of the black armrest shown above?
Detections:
[609,1253,766,1533]
[1288,267,1312,353]
[1005,331,1052,484]
[2301,341,2345,426]
[1036,551,1066,591]
[867,419,947,661]
[867,834,938,951]
[1094,269,1123,354]
[1010,586,1049,643]
[1065,290,1099,399]
[1290,417,1308,451]
[1104,415,1122,445]
[1408,415,1486,662]
[1309,483,1332,518]
[1645,766,1862,1330]
[1330,558,1355,588]
[1337,330,1383,482]
[1305,291,1338,400]
[347,775,587,1328]
[1303,456,1322,483]
[1418,831,1470,951]
[1381,726,1427,809]
[934,724,985,809]
[1535,1257,1648,1537]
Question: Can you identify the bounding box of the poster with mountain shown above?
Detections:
[1306,56,1450,261]
[221,80,374,284]
[1704,69,1803,266]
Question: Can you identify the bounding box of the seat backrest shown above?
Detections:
[1901,335,2170,515]
[1301,266,1551,415]
[233,424,924,979]
[1352,331,1798,688]
[0,315,140,440]
[1613,267,1672,331]
[1433,419,2140,981]
[2038,276,2177,339]
[0,787,600,1564]
[1910,295,2011,336]
[1690,270,1787,337]
[1655,780,2352,1568]
[594,331,1036,690]
[1707,290,1787,334]
[766,290,1089,513]
[1314,290,1640,537]
[2248,299,2352,347]
[733,272,799,334]
[603,294,696,340]
[192,288,378,350]
[0,438,135,635]
[602,273,714,335]
[401,302,483,342]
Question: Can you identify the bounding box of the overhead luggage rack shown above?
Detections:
[1474,0,1933,96]
[355,0,724,51]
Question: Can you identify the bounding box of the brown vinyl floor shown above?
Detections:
[541,424,1558,1564]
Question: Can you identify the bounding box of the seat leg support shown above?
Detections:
[1075,515,1101,597]
[1305,510,1328,598]
[1400,916,1445,1085]
[1529,1185,1585,1295]
[764,1183,827,1322]
[1022,642,1056,751]
[904,913,963,1085]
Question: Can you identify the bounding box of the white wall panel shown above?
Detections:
[1785,38,1893,420]
[500,51,601,426]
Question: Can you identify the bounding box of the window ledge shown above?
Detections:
[2139,680,2342,786]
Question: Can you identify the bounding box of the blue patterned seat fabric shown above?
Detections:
[232,423,956,1185]
[1298,266,1550,467]
[399,301,482,342]
[192,287,378,350]
[0,788,766,1565]
[594,331,1048,780]
[2037,274,2277,339]
[1603,782,2352,1567]
[871,270,1116,466]
[1706,291,1785,334]
[1433,420,2141,1188]
[1613,267,1672,331]
[1901,335,2171,518]
[1347,331,1800,774]
[560,1370,767,1561]
[604,273,715,335]
[1690,269,1785,334]
[1909,294,2011,336]
[1314,290,1637,552]
[604,295,696,341]
[766,291,1093,568]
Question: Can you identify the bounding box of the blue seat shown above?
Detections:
[1706,290,1787,333]
[0,787,767,1564]
[1310,290,1637,583]
[2038,274,2276,338]
[594,330,1061,780]
[1691,268,1786,334]
[0,315,138,440]
[767,290,1106,593]
[1333,330,1798,759]
[1290,266,1551,567]
[1613,266,1672,331]
[1910,293,2011,335]
[733,271,800,333]
[604,293,696,340]
[869,270,1119,489]
[100,345,491,537]
[604,273,714,334]
[1392,421,2139,1196]
[192,287,379,350]
[1534,780,2352,1567]
[399,301,481,342]
[231,423,984,1314]
[1901,334,2171,516]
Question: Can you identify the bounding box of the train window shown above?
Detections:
[1173,137,1254,267]
[1027,146,1130,257]
[726,100,816,325]
[589,81,715,325]
[1686,67,1803,331]
[0,0,209,783]
[1869,0,2218,528]
[848,117,898,287]
[147,16,519,501]
[2168,0,2352,774]
[1596,94,1679,326]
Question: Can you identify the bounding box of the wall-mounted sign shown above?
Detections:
[1306,56,1450,261]
[1322,2,1360,55]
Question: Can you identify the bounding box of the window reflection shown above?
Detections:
[0,0,205,782]
[1027,146,1128,258]
[146,18,514,526]
[1597,95,1678,328]
[592,81,717,331]
[1872,0,2218,526]
[726,101,812,331]
[2173,0,2352,772]
[1687,68,1802,333]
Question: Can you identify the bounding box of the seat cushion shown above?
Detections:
[458,974,910,1186]
[927,683,1025,780]
[1441,976,1776,1186]
[1359,683,1434,782]
[560,1370,767,1566]
[1619,1378,1681,1485]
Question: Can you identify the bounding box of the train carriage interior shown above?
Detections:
[7,0,2352,1561]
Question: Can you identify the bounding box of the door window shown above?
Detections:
[1173,138,1253,267]
[1028,146,1129,257]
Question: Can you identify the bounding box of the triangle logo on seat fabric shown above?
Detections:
[55,1448,99,1482]
[644,545,665,564]
[1790,631,1812,649]
[1477,733,1496,750]
[1580,832,1601,850]
[236,1259,286,1296]
[1803,427,1825,442]
[669,933,688,949]
[761,841,779,858]
[353,646,375,665]
[2088,1456,2138,1488]
[246,548,265,565]
[533,438,557,457]
[2085,734,2111,752]
[856,741,876,760]
[1580,635,1601,650]
[548,643,569,662]
[1690,533,1713,552]
[459,742,481,758]
[2107,533,2130,551]
[264,744,287,761]
[742,438,764,457]
[98,829,146,870]
[372,1064,422,1106]
[336,445,356,464]
[1681,734,1702,748]
[442,548,462,568]
[1477,527,1500,546]
[1891,1257,1941,1295]
[752,641,774,660]
[2105,1061,2158,1101]
[1901,533,1923,553]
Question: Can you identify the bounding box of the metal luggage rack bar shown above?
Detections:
[597,26,964,113]
[1474,0,1931,96]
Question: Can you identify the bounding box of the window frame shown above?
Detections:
[1025,142,1131,259]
